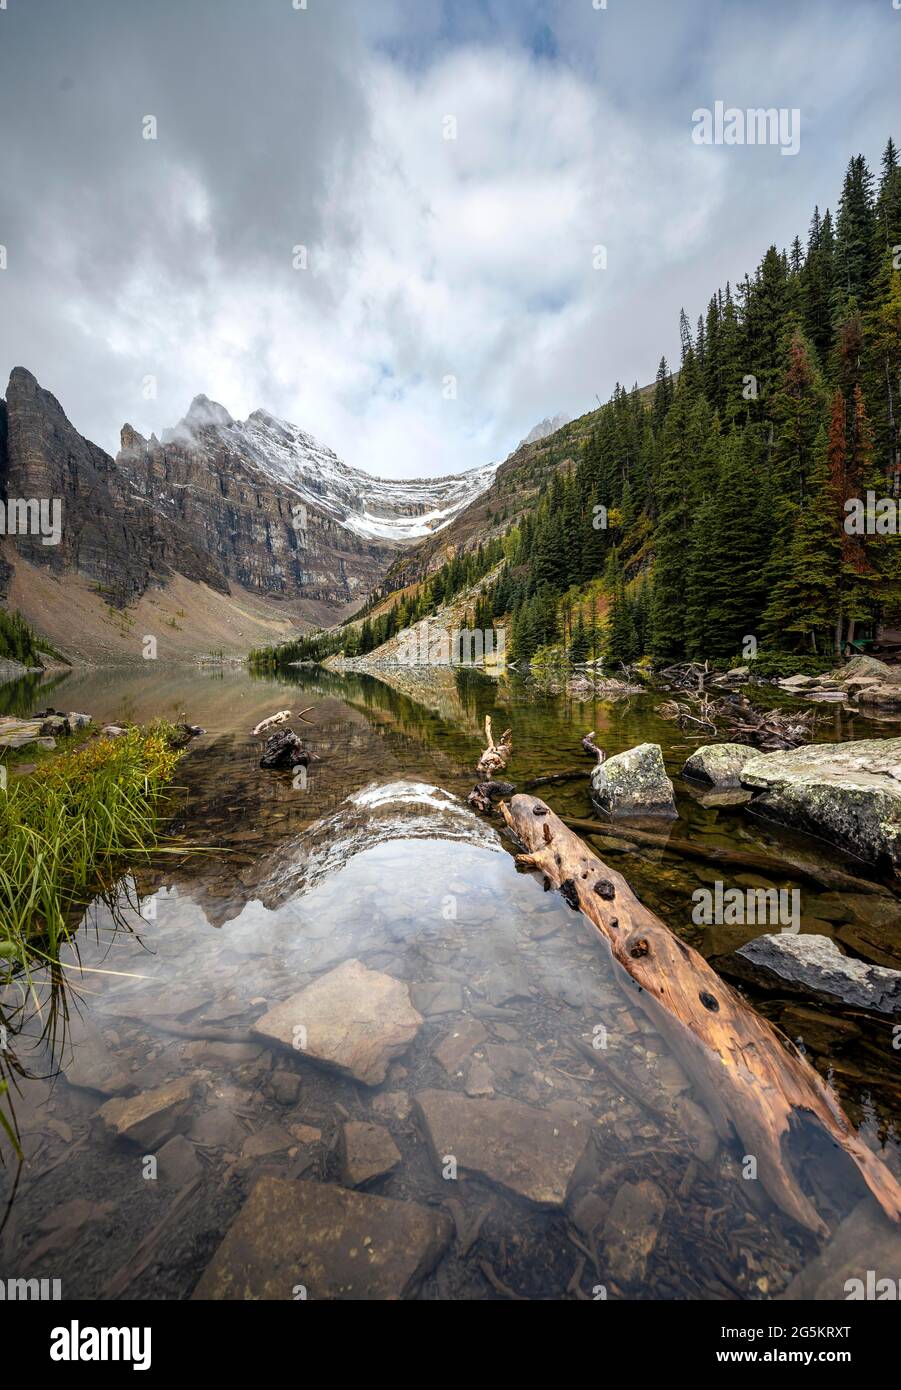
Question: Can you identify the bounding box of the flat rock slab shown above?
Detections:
[721,932,901,1018]
[339,1121,401,1186]
[97,1078,193,1148]
[0,718,44,750]
[590,742,677,818]
[740,737,901,875]
[252,958,423,1087]
[192,1176,451,1300]
[415,1088,590,1208]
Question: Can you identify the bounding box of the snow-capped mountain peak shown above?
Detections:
[146,398,498,545]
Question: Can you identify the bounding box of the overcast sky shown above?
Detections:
[1,0,899,479]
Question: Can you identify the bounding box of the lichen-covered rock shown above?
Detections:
[590,742,677,818]
[720,933,901,1018]
[681,742,751,789]
[739,737,901,875]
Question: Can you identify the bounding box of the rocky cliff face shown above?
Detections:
[0,370,498,616]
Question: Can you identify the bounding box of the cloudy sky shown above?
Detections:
[1,0,899,479]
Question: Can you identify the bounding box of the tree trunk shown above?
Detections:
[501,793,901,1236]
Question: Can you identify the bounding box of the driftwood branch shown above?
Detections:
[501,794,901,1236]
[581,731,606,765]
[656,696,819,751]
[469,717,514,811]
[476,716,512,778]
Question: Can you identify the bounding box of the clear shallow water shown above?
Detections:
[1,664,900,1299]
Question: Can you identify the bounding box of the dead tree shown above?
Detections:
[501,793,901,1236]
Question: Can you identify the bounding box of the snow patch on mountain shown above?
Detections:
[159,397,499,545]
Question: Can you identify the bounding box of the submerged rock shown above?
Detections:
[739,737,901,875]
[96,1077,193,1147]
[414,1088,591,1208]
[339,1121,401,1187]
[590,742,677,818]
[601,1180,668,1288]
[720,933,901,1018]
[682,742,751,789]
[252,958,423,1086]
[781,1197,901,1300]
[192,1176,451,1299]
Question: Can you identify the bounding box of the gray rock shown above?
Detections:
[410,981,463,1016]
[157,1134,202,1187]
[839,655,901,685]
[682,742,752,789]
[857,684,901,712]
[192,1176,451,1299]
[721,933,901,1018]
[252,959,423,1087]
[189,1107,247,1150]
[739,737,901,875]
[339,1121,401,1186]
[590,742,677,818]
[97,1077,193,1147]
[415,1088,591,1208]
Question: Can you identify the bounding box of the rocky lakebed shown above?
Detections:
[1,661,900,1301]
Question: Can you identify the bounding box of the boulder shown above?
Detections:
[856,684,901,712]
[839,655,901,684]
[339,1121,401,1186]
[682,742,751,789]
[252,959,423,1086]
[719,933,901,1018]
[590,742,677,818]
[739,737,901,875]
[414,1088,591,1208]
[192,1176,451,1299]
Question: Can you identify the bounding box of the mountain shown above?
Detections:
[0,368,498,658]
[517,413,570,449]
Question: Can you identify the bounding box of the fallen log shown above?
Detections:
[560,815,885,896]
[501,794,901,1236]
